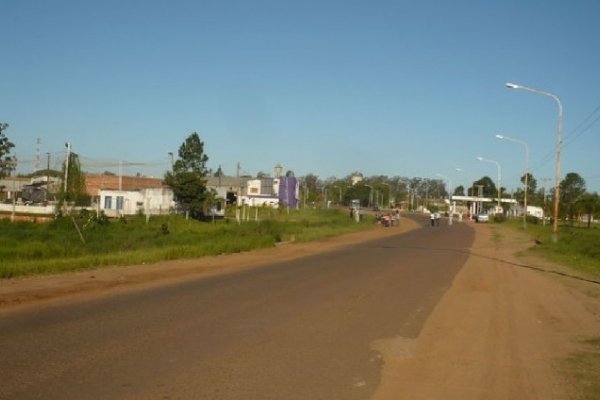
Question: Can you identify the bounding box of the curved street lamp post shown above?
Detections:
[506,82,563,240]
[496,134,529,229]
[476,156,502,212]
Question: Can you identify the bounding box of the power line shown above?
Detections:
[529,101,600,174]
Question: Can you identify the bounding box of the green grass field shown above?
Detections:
[0,208,374,278]
[502,218,600,277]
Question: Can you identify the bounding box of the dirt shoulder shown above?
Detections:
[371,222,600,400]
[0,217,421,313]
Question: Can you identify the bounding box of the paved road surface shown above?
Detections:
[0,214,474,400]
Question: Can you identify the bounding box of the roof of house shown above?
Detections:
[85,174,165,196]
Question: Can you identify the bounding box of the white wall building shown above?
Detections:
[99,188,174,217]
[526,205,544,219]
[237,178,279,207]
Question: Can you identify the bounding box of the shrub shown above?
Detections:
[493,214,506,223]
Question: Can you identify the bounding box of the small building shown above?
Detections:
[238,178,280,207]
[86,174,173,217]
[99,187,173,217]
[205,175,249,205]
[204,175,248,218]
[0,177,29,203]
[237,176,299,208]
[351,174,364,186]
[527,205,544,219]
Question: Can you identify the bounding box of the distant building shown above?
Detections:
[527,205,544,219]
[238,178,279,207]
[236,174,299,208]
[86,174,173,217]
[205,175,248,205]
[99,187,173,217]
[351,174,364,186]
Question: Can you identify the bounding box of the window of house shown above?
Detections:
[104,196,112,209]
[116,196,124,210]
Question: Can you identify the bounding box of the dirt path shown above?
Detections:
[371,222,600,400]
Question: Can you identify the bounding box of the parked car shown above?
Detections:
[475,213,489,223]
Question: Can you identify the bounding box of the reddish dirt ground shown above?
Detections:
[1,218,599,399]
[372,222,600,400]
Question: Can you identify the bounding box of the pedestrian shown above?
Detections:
[430,212,435,227]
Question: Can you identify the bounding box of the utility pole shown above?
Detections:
[62,143,71,214]
[64,143,71,196]
[10,156,17,222]
[46,152,51,201]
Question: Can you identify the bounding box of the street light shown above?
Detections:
[496,134,530,229]
[476,156,502,211]
[506,82,563,240]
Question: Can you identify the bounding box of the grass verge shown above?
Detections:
[499,219,600,278]
[0,208,375,278]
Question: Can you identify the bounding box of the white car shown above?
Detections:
[475,213,489,223]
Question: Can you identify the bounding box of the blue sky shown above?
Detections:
[2,0,599,192]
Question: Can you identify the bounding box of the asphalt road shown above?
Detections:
[0,214,475,400]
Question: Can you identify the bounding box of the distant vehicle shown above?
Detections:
[475,213,489,223]
[350,199,361,210]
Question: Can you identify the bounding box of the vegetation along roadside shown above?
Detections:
[0,208,374,279]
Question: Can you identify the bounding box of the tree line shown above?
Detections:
[1,126,598,226]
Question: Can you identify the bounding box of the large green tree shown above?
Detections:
[559,172,586,223]
[343,183,372,208]
[514,172,538,204]
[298,173,321,206]
[164,132,209,218]
[471,176,497,198]
[0,123,16,178]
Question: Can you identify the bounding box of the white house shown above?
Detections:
[237,178,279,207]
[99,187,173,217]
[526,205,544,219]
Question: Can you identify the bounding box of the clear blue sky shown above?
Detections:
[2,0,599,193]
